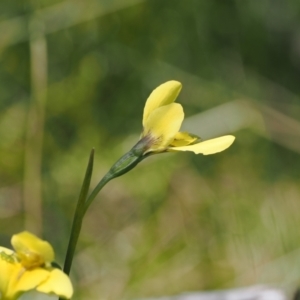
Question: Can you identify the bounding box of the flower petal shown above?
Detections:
[5,267,49,299]
[0,247,16,298]
[143,103,184,153]
[11,231,55,266]
[168,135,235,155]
[143,81,182,126]
[36,269,73,299]
[170,132,200,147]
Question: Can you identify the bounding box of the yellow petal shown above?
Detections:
[6,268,49,299]
[170,132,200,147]
[168,135,235,155]
[142,81,182,127]
[0,246,14,255]
[0,247,17,298]
[36,269,73,299]
[143,103,184,153]
[11,231,55,267]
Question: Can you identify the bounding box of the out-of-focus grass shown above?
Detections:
[1,0,300,299]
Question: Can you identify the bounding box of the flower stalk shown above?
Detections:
[62,138,149,280]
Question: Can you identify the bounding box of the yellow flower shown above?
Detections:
[141,80,235,155]
[0,231,73,300]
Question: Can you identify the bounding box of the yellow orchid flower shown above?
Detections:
[0,231,73,300]
[104,81,235,179]
[140,80,235,155]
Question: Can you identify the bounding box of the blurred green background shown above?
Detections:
[1,0,300,299]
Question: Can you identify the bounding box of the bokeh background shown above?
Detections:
[1,0,300,299]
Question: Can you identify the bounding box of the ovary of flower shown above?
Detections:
[0,231,73,300]
[141,80,235,154]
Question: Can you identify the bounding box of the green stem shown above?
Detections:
[62,149,94,276]
[60,140,148,299]
[62,146,144,273]
[83,172,113,215]
[62,209,83,276]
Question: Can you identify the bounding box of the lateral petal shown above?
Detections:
[143,81,182,127]
[36,269,73,299]
[168,135,235,155]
